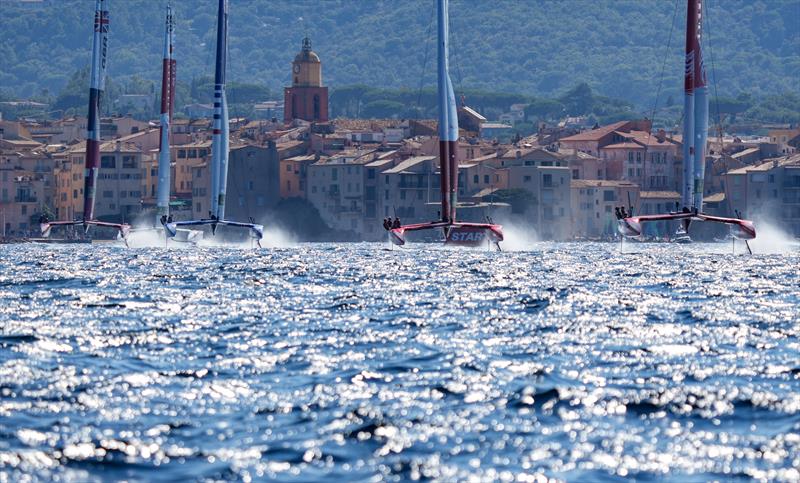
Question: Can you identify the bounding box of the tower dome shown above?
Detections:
[291,37,322,87]
[294,37,321,64]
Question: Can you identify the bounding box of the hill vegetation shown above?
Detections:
[1,0,798,125]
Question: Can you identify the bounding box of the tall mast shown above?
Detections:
[210,0,229,219]
[437,0,458,223]
[683,0,708,211]
[82,0,109,225]
[156,5,175,223]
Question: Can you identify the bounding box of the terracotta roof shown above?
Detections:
[559,121,630,142]
[66,140,141,154]
[704,192,725,203]
[602,142,644,149]
[640,191,680,199]
[382,156,435,174]
[570,179,638,188]
[333,119,405,131]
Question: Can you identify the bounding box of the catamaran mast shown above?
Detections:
[210,0,229,220]
[437,0,458,223]
[83,0,109,226]
[683,0,709,212]
[156,5,175,224]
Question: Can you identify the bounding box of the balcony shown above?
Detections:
[15,196,37,203]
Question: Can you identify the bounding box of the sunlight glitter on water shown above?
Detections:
[0,242,798,481]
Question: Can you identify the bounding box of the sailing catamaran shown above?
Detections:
[616,0,756,249]
[164,0,263,246]
[385,0,503,250]
[40,0,130,241]
[146,4,202,245]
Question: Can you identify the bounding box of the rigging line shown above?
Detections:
[642,0,680,191]
[223,15,254,222]
[703,0,725,152]
[414,8,435,117]
[449,10,465,98]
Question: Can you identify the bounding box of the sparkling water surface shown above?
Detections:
[1,242,799,482]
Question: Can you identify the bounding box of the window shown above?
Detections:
[603,190,615,202]
[21,205,27,215]
[122,156,136,168]
[473,175,479,184]
[178,150,186,158]
[543,174,553,187]
[400,190,406,200]
[417,191,423,200]
[572,169,579,179]
[331,168,338,181]
[248,181,254,191]
[484,175,490,184]
[524,175,532,182]
[101,156,115,168]
[286,164,292,172]
[103,190,113,198]
[196,202,201,212]
[368,169,375,179]
[73,189,78,199]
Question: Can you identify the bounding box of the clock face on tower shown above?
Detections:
[293,64,300,74]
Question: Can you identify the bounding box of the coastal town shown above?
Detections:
[1,37,798,242]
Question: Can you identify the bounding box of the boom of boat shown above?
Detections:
[40,0,130,241]
[386,0,503,250]
[164,0,263,245]
[616,0,755,247]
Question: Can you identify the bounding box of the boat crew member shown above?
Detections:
[392,217,401,229]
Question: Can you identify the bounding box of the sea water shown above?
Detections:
[0,242,798,481]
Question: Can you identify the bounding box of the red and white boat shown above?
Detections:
[385,0,503,250]
[616,0,755,251]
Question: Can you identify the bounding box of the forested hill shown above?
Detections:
[1,0,798,109]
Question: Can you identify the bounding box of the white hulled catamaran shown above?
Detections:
[616,0,756,250]
[384,0,503,250]
[40,0,130,241]
[164,0,263,246]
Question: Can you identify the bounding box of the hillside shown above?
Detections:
[1,0,798,113]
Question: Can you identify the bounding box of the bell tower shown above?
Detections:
[284,37,328,123]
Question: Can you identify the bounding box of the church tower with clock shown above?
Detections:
[283,37,329,123]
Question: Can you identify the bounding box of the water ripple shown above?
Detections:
[0,242,798,481]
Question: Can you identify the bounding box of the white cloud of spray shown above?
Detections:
[496,219,541,252]
[747,217,799,255]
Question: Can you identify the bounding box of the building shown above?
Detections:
[280,153,318,199]
[55,141,144,223]
[306,150,377,234]
[769,127,800,155]
[560,120,680,191]
[724,154,800,237]
[191,142,280,222]
[283,37,329,123]
[570,180,639,238]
